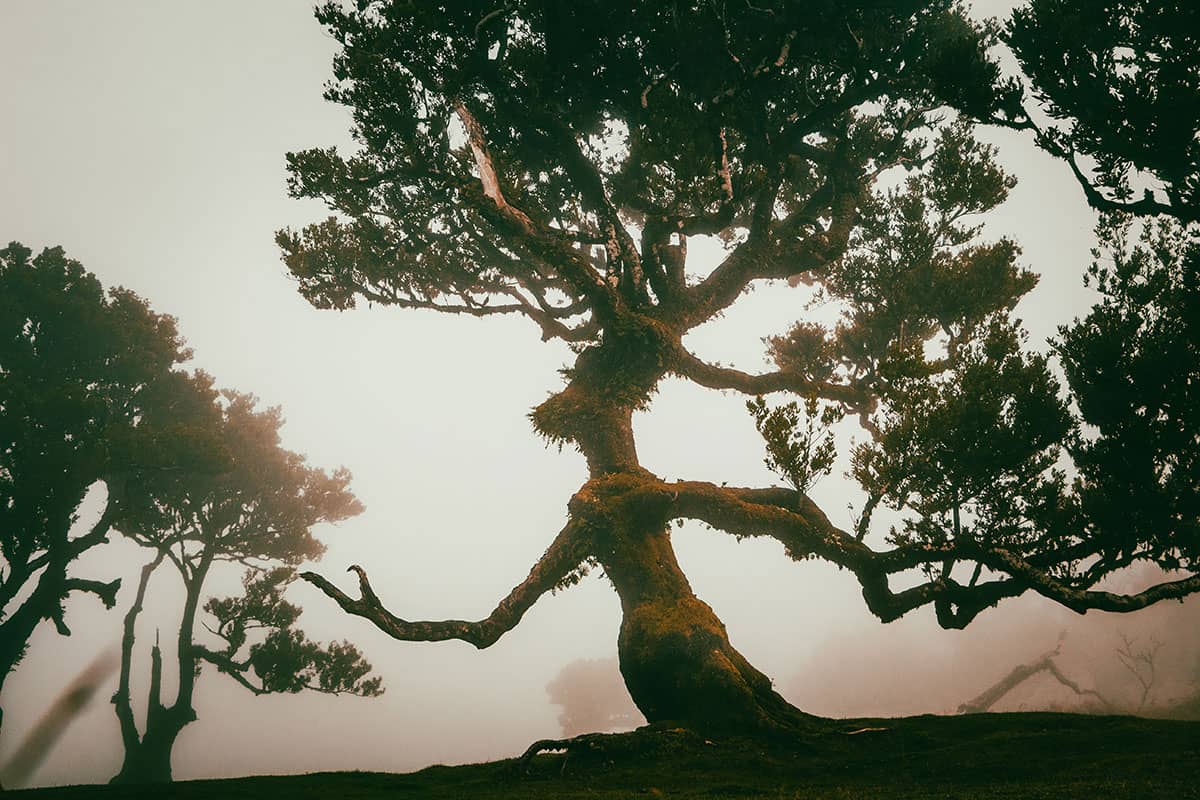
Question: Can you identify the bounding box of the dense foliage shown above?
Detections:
[112,389,379,784]
[0,243,193,732]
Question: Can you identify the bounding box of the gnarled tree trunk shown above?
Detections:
[111,550,209,784]
[306,340,820,736]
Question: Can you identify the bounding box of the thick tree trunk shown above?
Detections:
[595,506,814,734]
[550,342,817,735]
[111,716,188,784]
[111,550,209,784]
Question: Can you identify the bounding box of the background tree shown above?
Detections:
[110,390,380,784]
[0,242,192,743]
[281,0,1199,736]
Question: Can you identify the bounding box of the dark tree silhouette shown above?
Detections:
[1006,0,1200,222]
[0,243,192,744]
[282,1,1200,736]
[110,390,380,784]
[547,657,644,737]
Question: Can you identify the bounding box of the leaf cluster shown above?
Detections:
[1057,216,1200,573]
[203,567,383,697]
[852,320,1072,558]
[119,391,363,568]
[1008,0,1200,216]
[747,395,841,498]
[280,1,1020,330]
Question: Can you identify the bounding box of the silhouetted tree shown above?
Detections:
[283,1,1199,736]
[0,243,192,744]
[110,390,380,784]
[1006,0,1199,222]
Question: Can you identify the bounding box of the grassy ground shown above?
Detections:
[12,713,1200,799]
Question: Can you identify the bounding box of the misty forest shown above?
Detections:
[2,1,1199,797]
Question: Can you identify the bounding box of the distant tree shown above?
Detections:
[0,243,192,744]
[282,2,1200,736]
[110,390,381,785]
[546,658,644,737]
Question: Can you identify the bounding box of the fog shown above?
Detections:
[1,0,1195,789]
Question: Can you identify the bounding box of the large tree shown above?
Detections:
[280,1,1199,735]
[111,389,380,784]
[0,243,192,741]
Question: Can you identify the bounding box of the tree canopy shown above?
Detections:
[111,388,378,784]
[282,0,1200,735]
[1007,0,1199,222]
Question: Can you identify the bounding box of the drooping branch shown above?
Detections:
[60,578,122,611]
[192,647,265,696]
[0,489,122,613]
[300,518,591,649]
[656,477,1200,627]
[1015,113,1200,224]
[1060,144,1198,223]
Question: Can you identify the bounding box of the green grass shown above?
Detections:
[13,713,1200,799]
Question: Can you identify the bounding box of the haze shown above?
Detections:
[1,0,1195,788]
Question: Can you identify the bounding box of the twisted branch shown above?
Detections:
[301,519,590,649]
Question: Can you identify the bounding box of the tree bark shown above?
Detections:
[608,527,814,734]
[958,637,1112,714]
[307,336,826,737]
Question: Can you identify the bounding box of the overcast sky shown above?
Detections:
[2,0,1194,789]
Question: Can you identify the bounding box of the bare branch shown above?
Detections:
[958,635,1112,714]
[301,519,591,649]
[192,646,266,696]
[454,100,531,228]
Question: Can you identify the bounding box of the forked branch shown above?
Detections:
[301,519,590,649]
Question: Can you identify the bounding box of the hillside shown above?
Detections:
[13,713,1200,799]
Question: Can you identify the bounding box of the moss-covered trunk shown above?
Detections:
[592,498,813,734]
[541,334,814,736]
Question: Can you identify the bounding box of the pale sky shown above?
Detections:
[1,0,1193,789]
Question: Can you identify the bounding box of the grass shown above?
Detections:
[12,712,1200,799]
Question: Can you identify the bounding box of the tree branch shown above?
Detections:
[450,103,621,323]
[300,519,590,649]
[670,346,866,406]
[657,477,1199,627]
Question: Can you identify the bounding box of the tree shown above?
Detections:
[0,242,192,743]
[110,390,381,784]
[280,1,1200,736]
[1006,0,1200,222]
